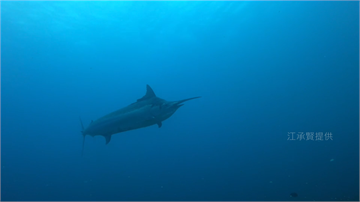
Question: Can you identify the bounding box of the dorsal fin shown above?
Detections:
[137,85,156,102]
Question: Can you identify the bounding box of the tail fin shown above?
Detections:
[79,117,85,157]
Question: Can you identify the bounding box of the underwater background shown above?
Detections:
[1,1,359,201]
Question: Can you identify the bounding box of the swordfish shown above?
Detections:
[80,85,200,154]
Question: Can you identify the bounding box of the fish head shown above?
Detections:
[152,96,201,121]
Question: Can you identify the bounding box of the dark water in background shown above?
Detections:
[1,1,359,201]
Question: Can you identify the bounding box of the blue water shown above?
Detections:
[1,1,359,201]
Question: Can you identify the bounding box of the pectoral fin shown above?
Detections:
[148,114,162,128]
[105,135,112,144]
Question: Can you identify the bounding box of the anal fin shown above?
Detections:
[157,122,162,128]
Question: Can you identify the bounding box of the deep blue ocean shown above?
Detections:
[1,1,359,201]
